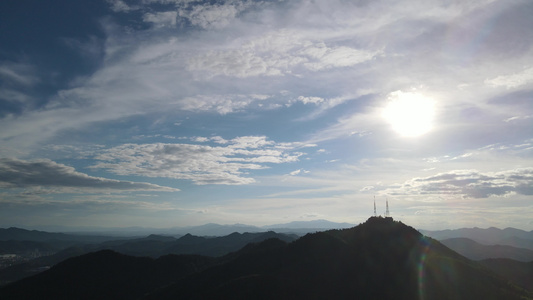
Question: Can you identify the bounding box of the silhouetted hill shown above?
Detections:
[149,217,531,300]
[479,258,533,292]
[92,231,296,257]
[165,231,297,257]
[1,217,531,300]
[0,250,216,299]
[441,237,533,261]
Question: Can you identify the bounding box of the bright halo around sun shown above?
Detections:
[382,91,435,137]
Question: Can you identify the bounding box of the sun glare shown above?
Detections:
[382,91,435,137]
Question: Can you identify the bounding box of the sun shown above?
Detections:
[382,91,435,137]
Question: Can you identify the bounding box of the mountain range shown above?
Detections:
[440,237,533,262]
[420,227,533,250]
[0,231,296,285]
[1,217,531,300]
[17,219,355,237]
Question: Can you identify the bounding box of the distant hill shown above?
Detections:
[441,238,533,261]
[170,220,355,236]
[420,227,533,250]
[173,223,263,236]
[262,219,354,235]
[1,217,530,300]
[479,259,533,292]
[499,236,533,251]
[93,231,297,257]
[165,231,297,257]
[4,219,356,237]
[0,227,122,245]
[265,219,353,229]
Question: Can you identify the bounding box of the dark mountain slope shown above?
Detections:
[0,250,215,299]
[0,240,58,254]
[148,217,531,300]
[441,237,533,261]
[479,258,533,292]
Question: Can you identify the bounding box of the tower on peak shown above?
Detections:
[373,196,377,217]
[385,198,390,217]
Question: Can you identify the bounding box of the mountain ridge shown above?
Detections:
[420,227,533,249]
[0,219,356,237]
[441,237,533,261]
[2,217,530,300]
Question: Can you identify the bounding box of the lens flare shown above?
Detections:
[416,236,431,300]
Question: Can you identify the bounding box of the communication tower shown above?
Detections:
[385,198,390,217]
[373,196,377,217]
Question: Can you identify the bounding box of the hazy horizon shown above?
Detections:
[1,0,532,231]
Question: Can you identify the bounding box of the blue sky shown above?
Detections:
[0,0,532,230]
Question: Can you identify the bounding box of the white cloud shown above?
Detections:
[289,169,310,176]
[91,136,304,185]
[178,2,248,30]
[388,168,533,198]
[179,94,270,114]
[229,136,273,149]
[297,96,324,105]
[0,158,178,192]
[187,30,379,78]
[143,11,178,27]
[301,43,379,71]
[485,67,533,89]
[504,115,532,122]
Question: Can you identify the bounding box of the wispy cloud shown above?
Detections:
[0,62,39,105]
[179,94,271,114]
[1,0,532,228]
[0,158,178,192]
[177,1,251,30]
[187,32,380,78]
[0,62,39,87]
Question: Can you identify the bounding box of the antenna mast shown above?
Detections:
[373,196,377,217]
[385,198,390,217]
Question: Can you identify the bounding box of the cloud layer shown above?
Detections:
[0,0,532,229]
[91,136,307,185]
[390,168,533,198]
[0,158,178,192]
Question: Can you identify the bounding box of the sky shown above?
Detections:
[0,0,532,231]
